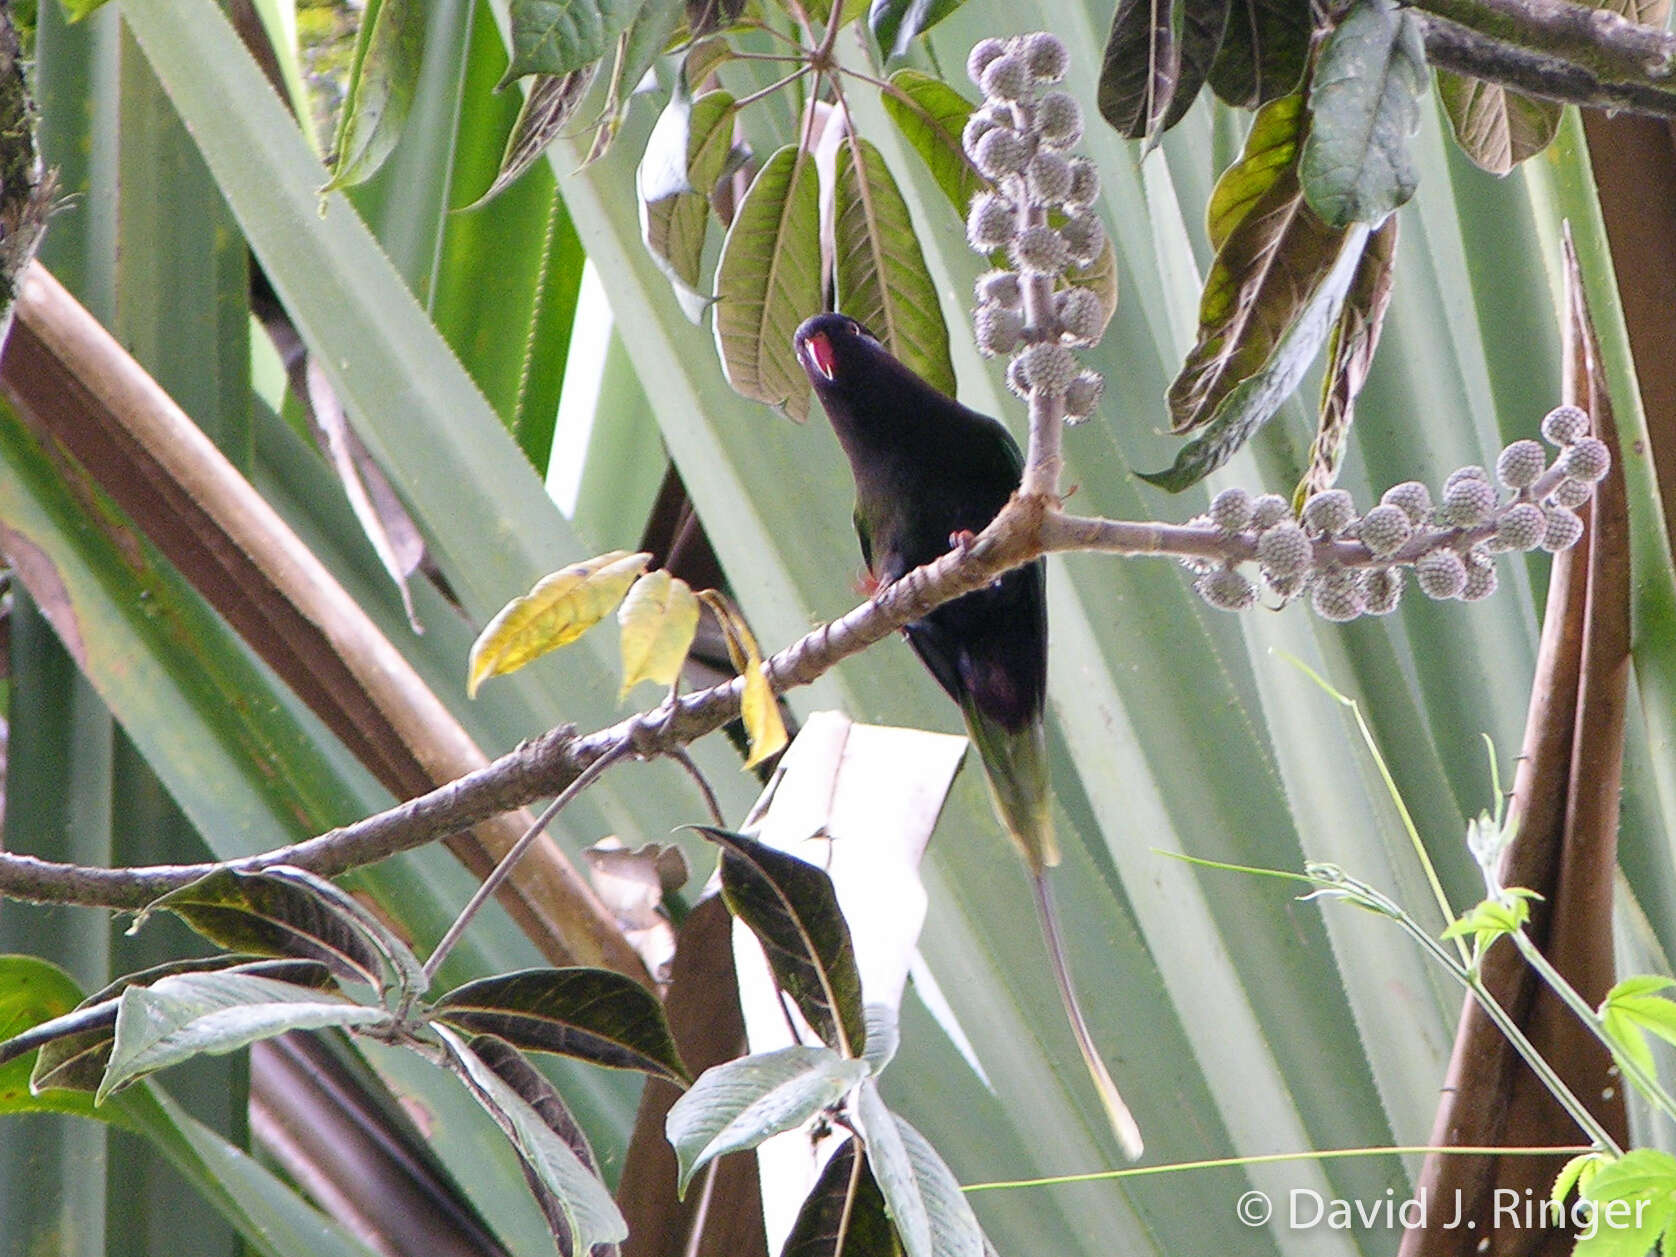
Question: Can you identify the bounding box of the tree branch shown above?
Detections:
[1413,0,1675,83]
[1416,10,1676,120]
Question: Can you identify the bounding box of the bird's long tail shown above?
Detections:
[1032,871,1145,1160]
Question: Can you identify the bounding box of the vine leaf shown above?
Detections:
[438,1026,628,1255]
[431,967,689,1082]
[99,972,387,1101]
[1097,0,1179,142]
[1207,0,1311,108]
[639,88,737,316]
[833,136,955,397]
[1435,70,1561,175]
[693,825,865,1056]
[1577,1149,1676,1257]
[713,144,823,420]
[664,1044,868,1193]
[504,0,643,82]
[780,1137,902,1256]
[323,0,427,193]
[468,550,650,696]
[1298,212,1397,502]
[1300,0,1426,228]
[880,70,987,218]
[698,592,788,767]
[617,568,700,699]
[1599,975,1676,1080]
[870,0,967,60]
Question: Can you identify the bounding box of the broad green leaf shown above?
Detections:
[323,0,427,192]
[712,144,822,421]
[855,1080,932,1257]
[504,0,642,81]
[467,550,651,696]
[700,591,789,766]
[617,568,700,698]
[617,0,687,98]
[862,1003,901,1076]
[1097,0,1178,142]
[437,1025,628,1255]
[781,1137,903,1257]
[99,972,388,1100]
[59,0,111,20]
[1162,0,1232,129]
[1578,1149,1676,1257]
[696,826,865,1056]
[891,1108,987,1257]
[1204,91,1307,252]
[880,69,986,215]
[473,68,598,208]
[833,136,955,398]
[639,88,737,307]
[1299,0,1425,228]
[1299,213,1397,501]
[21,959,332,1094]
[1207,0,1311,107]
[431,966,688,1081]
[664,1044,869,1192]
[0,955,96,1117]
[1435,70,1561,176]
[870,0,965,61]
[146,866,390,990]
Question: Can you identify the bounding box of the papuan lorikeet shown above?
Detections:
[794,311,1143,1159]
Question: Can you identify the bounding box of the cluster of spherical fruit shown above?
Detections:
[961,32,1106,423]
[1190,406,1610,620]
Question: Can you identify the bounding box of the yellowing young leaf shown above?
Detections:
[468,551,650,696]
[617,569,700,700]
[700,591,787,768]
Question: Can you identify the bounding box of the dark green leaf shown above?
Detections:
[22,958,331,1094]
[101,971,388,1100]
[1208,0,1311,108]
[1166,90,1350,438]
[694,826,865,1057]
[323,0,427,192]
[781,1138,904,1257]
[639,87,737,308]
[1299,213,1396,501]
[1300,0,1425,228]
[833,136,955,397]
[1163,0,1232,129]
[854,1084,985,1257]
[711,145,822,420]
[438,1026,628,1255]
[881,70,986,215]
[618,0,687,98]
[431,967,688,1082]
[466,1035,612,1255]
[1098,0,1178,142]
[664,1044,869,1193]
[505,0,642,81]
[870,0,966,61]
[1148,220,1366,490]
[148,866,390,989]
[1435,70,1561,176]
[472,69,598,209]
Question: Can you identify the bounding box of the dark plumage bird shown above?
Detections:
[794,311,1143,1159]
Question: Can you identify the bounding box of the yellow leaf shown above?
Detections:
[617,570,700,700]
[468,551,649,696]
[699,591,787,768]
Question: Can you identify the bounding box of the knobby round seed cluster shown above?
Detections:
[963,32,1106,423]
[1187,406,1609,620]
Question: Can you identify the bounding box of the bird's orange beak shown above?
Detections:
[801,330,837,381]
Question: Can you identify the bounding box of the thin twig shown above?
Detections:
[669,749,727,826]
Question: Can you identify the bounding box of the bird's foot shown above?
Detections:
[948,529,978,553]
[851,567,882,598]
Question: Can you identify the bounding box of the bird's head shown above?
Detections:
[794,312,885,394]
